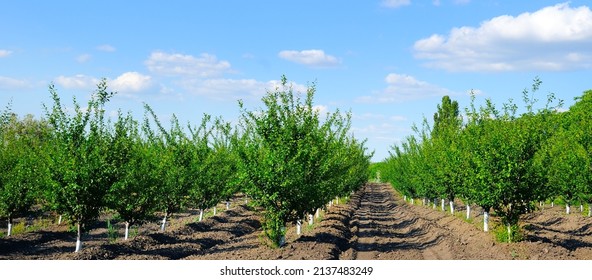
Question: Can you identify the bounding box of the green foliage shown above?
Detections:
[236,75,370,247]
[43,79,115,238]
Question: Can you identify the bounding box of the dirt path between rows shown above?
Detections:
[1,183,592,260]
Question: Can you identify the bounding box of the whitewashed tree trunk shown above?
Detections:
[566,204,570,214]
[296,219,302,235]
[404,195,407,201]
[411,198,414,205]
[335,197,339,205]
[75,223,82,252]
[551,202,554,207]
[226,201,230,210]
[315,208,320,219]
[580,204,583,212]
[124,222,130,240]
[58,215,62,225]
[308,214,314,226]
[213,206,217,216]
[7,221,12,237]
[507,223,512,243]
[199,209,204,222]
[441,199,445,211]
[161,213,167,232]
[449,201,454,215]
[483,211,489,232]
[588,207,591,217]
[466,205,470,219]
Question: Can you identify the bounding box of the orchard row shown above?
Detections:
[0,76,372,250]
[381,78,592,242]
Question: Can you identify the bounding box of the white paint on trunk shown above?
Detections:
[335,197,339,205]
[484,211,489,232]
[75,223,82,252]
[566,204,570,214]
[441,199,445,211]
[296,219,302,235]
[161,215,167,232]
[404,195,407,201]
[580,204,584,212]
[213,207,217,216]
[507,224,512,243]
[551,202,554,207]
[7,223,12,237]
[308,214,313,226]
[199,209,204,222]
[58,215,62,225]
[75,239,82,252]
[450,201,454,215]
[466,205,470,220]
[411,198,414,205]
[124,222,130,240]
[589,207,591,217]
[226,201,230,210]
[315,208,320,219]
[433,199,437,209]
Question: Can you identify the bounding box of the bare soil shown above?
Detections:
[1,183,591,260]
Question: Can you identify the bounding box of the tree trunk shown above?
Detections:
[466,205,470,220]
[580,204,584,212]
[507,223,512,243]
[411,198,414,205]
[124,221,130,240]
[75,222,82,252]
[433,198,437,209]
[315,208,320,219]
[449,201,454,215]
[161,212,168,232]
[199,209,204,222]
[58,215,62,225]
[483,211,489,232]
[441,199,445,211]
[551,202,554,207]
[296,219,302,235]
[308,214,314,226]
[226,201,230,210]
[213,206,217,216]
[566,204,570,214]
[7,216,12,237]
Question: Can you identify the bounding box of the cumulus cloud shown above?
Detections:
[278,49,341,67]
[145,51,231,77]
[381,0,411,8]
[110,72,152,93]
[414,3,592,71]
[96,44,116,52]
[55,74,100,89]
[0,76,29,90]
[180,78,308,101]
[0,50,12,58]
[357,73,454,103]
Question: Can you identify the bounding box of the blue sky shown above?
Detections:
[1,0,591,161]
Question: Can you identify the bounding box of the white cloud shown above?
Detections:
[0,50,12,58]
[96,44,116,52]
[414,3,592,71]
[110,72,152,93]
[0,76,29,90]
[76,54,91,63]
[145,51,231,77]
[180,78,308,101]
[55,74,100,89]
[357,73,454,103]
[381,0,411,8]
[278,49,341,67]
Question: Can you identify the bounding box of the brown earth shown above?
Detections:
[1,183,591,260]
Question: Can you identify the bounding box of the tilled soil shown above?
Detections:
[1,183,592,260]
